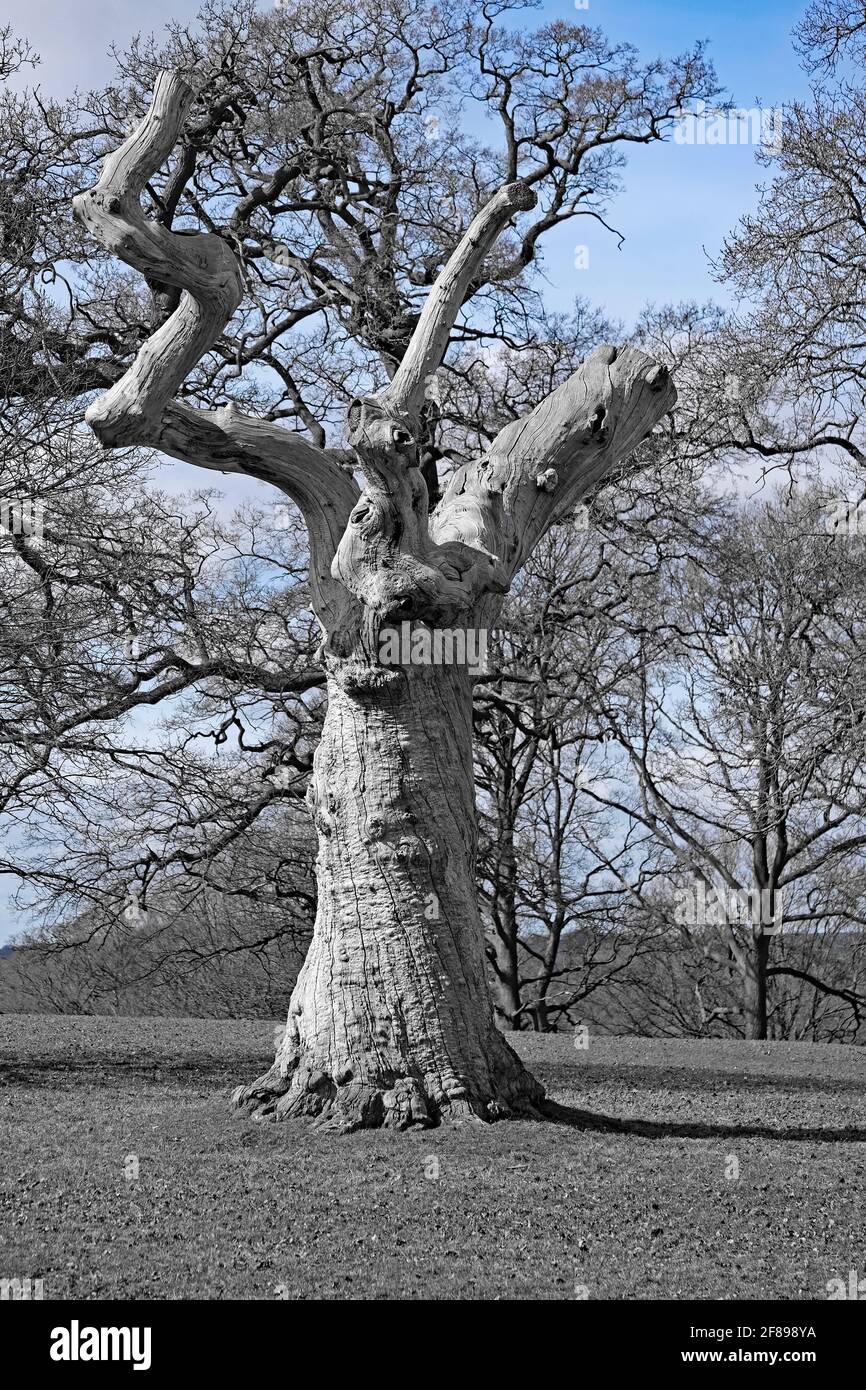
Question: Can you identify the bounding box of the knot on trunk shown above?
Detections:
[347,396,417,468]
[535,467,559,492]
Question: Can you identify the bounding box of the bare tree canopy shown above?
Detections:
[1,0,715,1130]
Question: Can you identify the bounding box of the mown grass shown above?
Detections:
[0,1017,863,1299]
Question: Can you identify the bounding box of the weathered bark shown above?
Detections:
[232,660,543,1129]
[74,70,677,1129]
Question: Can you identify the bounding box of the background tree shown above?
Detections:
[0,819,314,1018]
[575,487,866,1040]
[0,404,323,920]
[475,526,667,1032]
[654,0,866,492]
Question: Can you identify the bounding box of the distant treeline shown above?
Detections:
[2,908,862,1045]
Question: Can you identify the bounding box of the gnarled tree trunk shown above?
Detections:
[233,663,543,1129]
[73,70,676,1129]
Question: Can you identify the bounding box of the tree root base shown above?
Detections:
[231,1046,546,1134]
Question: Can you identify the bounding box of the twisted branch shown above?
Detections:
[72,70,358,634]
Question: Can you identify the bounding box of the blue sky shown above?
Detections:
[0,0,812,942]
[3,0,812,321]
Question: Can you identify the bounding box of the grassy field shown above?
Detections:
[0,1016,863,1300]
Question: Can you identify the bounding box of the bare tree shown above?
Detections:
[0,815,315,1019]
[0,404,323,912]
[57,0,714,1129]
[577,487,866,1040]
[796,0,866,71]
[475,526,665,1032]
[673,0,866,486]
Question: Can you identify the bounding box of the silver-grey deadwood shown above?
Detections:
[74,71,676,1130]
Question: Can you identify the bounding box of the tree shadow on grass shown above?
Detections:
[535,1060,866,1096]
[540,1099,866,1143]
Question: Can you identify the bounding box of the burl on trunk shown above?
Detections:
[73,71,676,1129]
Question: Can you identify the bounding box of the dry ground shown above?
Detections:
[0,1016,863,1299]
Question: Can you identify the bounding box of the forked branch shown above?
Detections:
[73,73,675,647]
